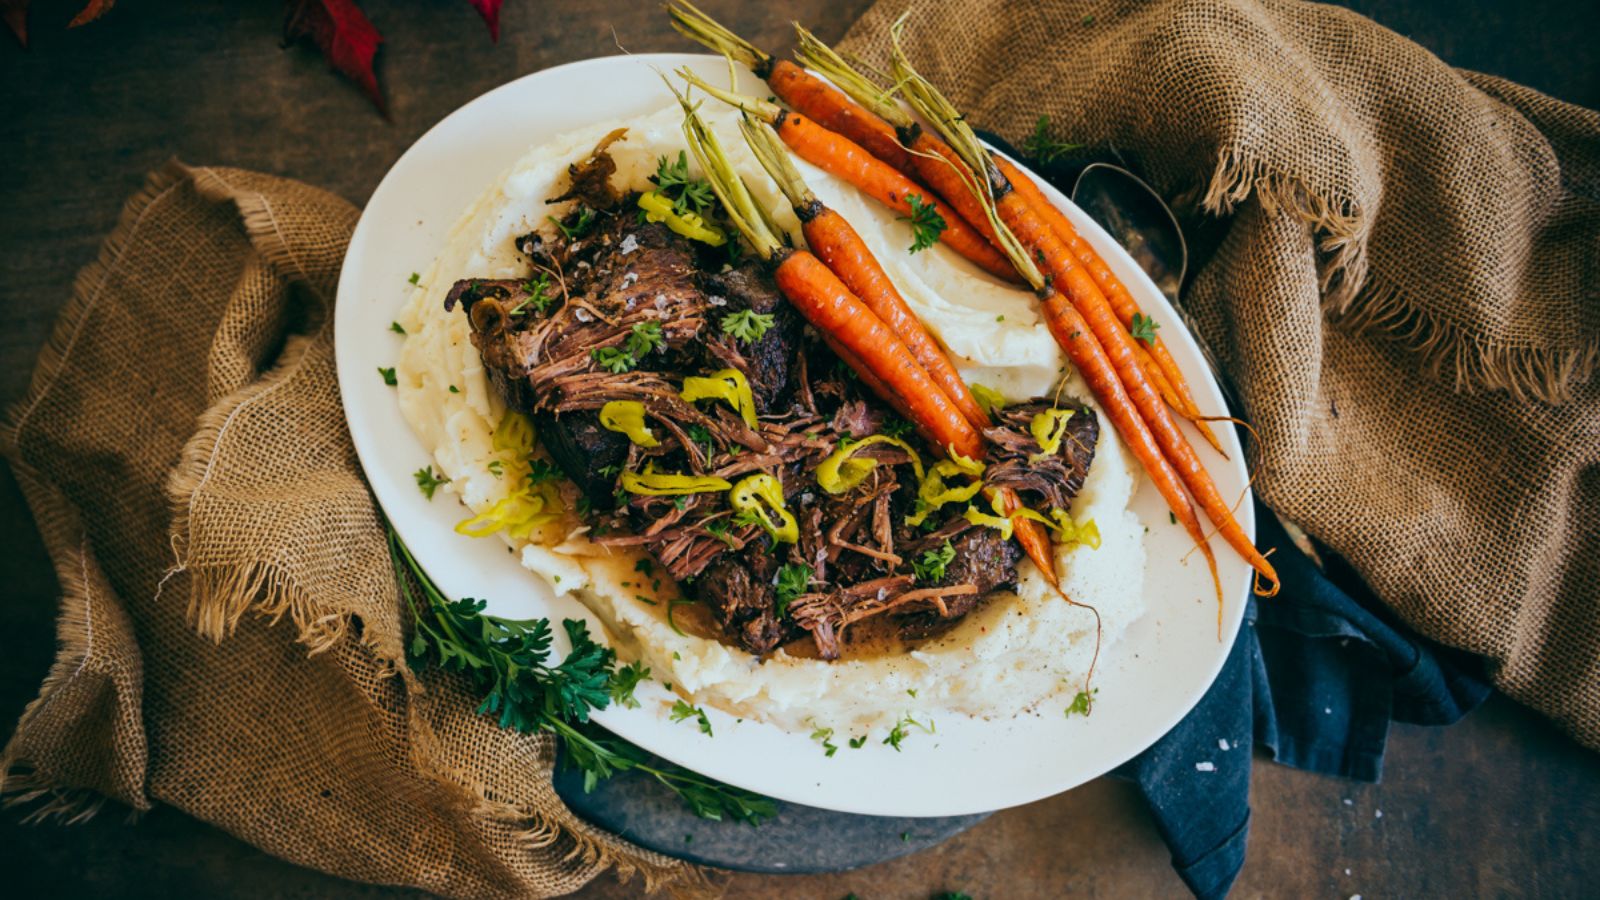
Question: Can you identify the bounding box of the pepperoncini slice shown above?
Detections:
[970,383,1007,416]
[947,449,986,476]
[492,410,536,455]
[598,400,659,448]
[815,434,925,495]
[905,459,985,527]
[1029,407,1076,460]
[455,483,563,540]
[620,464,732,496]
[1049,509,1102,550]
[728,473,798,543]
[638,191,727,246]
[680,368,758,428]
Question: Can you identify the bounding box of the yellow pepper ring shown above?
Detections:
[492,411,537,455]
[905,458,985,527]
[1029,407,1076,460]
[620,465,733,496]
[455,487,562,540]
[728,473,798,544]
[598,400,660,448]
[815,434,926,496]
[680,368,759,429]
[638,191,727,246]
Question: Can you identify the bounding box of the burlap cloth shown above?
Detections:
[2,0,1596,896]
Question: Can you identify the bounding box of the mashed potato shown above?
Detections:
[395,104,1146,732]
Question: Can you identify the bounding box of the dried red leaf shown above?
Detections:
[67,0,114,28]
[465,0,502,42]
[2,0,28,46]
[283,0,386,116]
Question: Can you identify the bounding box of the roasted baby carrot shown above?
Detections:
[676,71,1022,284]
[995,155,1225,454]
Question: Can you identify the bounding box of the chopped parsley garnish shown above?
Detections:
[880,418,915,439]
[686,423,716,458]
[774,563,813,619]
[377,366,397,386]
[633,558,654,576]
[597,463,621,478]
[882,713,934,751]
[704,517,737,549]
[672,495,689,511]
[1130,312,1160,345]
[413,465,451,500]
[486,459,504,477]
[848,735,867,749]
[809,722,839,757]
[526,458,559,483]
[1022,115,1083,164]
[652,150,716,216]
[407,271,420,285]
[1065,688,1098,717]
[448,385,460,393]
[590,321,665,373]
[731,507,763,529]
[670,699,714,736]
[897,192,946,254]
[548,206,596,240]
[508,273,553,317]
[720,309,776,343]
[912,540,956,584]
[390,321,406,334]
[610,660,651,709]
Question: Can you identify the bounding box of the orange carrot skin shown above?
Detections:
[1036,292,1223,603]
[774,113,1022,284]
[996,157,1224,453]
[906,133,1006,247]
[998,486,1060,586]
[774,250,985,461]
[767,60,914,175]
[801,207,992,431]
[1005,191,1276,588]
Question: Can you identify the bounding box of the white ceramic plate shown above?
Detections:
[335,53,1252,818]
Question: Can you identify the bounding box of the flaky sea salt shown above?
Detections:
[619,234,639,255]
[1195,761,1216,772]
[1375,809,1383,819]
[707,294,728,307]
[573,307,593,323]
[1218,738,1231,751]
[1343,798,1353,806]
[621,271,639,288]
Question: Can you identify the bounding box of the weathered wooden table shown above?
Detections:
[3,2,1596,896]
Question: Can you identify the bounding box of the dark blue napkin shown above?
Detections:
[1111,500,1491,898]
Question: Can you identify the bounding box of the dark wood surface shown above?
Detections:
[2,2,1596,897]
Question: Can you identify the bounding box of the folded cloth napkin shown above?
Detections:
[839,0,1599,748]
[0,163,704,898]
[1112,498,1490,899]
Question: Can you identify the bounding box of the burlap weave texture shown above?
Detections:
[841,0,1598,744]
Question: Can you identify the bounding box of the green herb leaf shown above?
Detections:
[971,383,1007,416]
[610,660,651,709]
[1065,688,1098,717]
[408,272,420,285]
[848,735,867,749]
[590,346,636,374]
[809,721,839,757]
[389,527,771,824]
[390,321,406,334]
[670,699,714,737]
[897,192,946,254]
[912,540,956,584]
[1130,312,1160,345]
[652,151,716,216]
[775,563,813,619]
[880,418,915,439]
[882,713,934,751]
[626,320,665,358]
[413,465,451,500]
[508,273,554,317]
[548,206,596,240]
[720,309,776,344]
[1022,115,1084,164]
[378,367,397,386]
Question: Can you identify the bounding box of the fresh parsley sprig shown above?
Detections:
[388,526,774,824]
[1129,312,1160,345]
[413,465,451,500]
[774,562,813,619]
[720,309,776,343]
[1022,115,1084,164]
[548,206,597,240]
[912,540,955,584]
[652,151,716,217]
[898,193,946,254]
[590,321,665,373]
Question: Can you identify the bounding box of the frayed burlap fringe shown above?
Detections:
[5,158,709,897]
